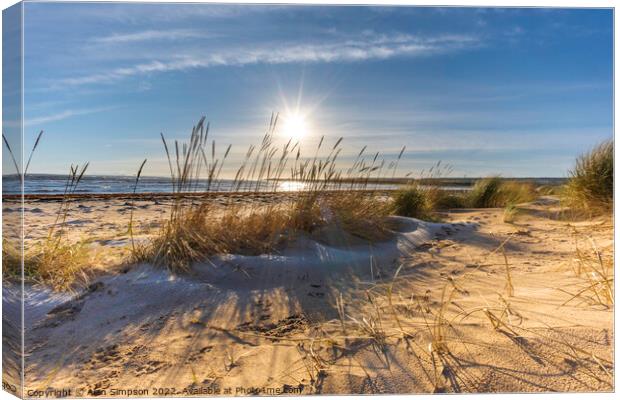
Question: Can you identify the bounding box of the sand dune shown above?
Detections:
[2,197,613,395]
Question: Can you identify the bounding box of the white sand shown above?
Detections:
[2,198,614,395]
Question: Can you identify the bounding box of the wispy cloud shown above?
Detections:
[58,33,480,86]
[24,107,114,126]
[25,3,286,27]
[93,29,214,44]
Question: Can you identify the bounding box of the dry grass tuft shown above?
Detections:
[3,238,90,291]
[2,132,94,290]
[3,164,93,290]
[139,202,299,271]
[391,184,432,219]
[468,177,536,208]
[391,161,464,218]
[502,203,520,224]
[429,191,467,210]
[23,241,91,290]
[328,193,395,241]
[134,115,398,272]
[467,177,503,208]
[563,139,613,215]
[30,164,92,290]
[2,239,22,279]
[561,231,613,308]
[393,176,536,218]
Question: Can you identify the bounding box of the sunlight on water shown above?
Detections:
[278,181,307,192]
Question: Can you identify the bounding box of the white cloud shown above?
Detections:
[24,107,114,126]
[58,33,480,87]
[93,29,213,44]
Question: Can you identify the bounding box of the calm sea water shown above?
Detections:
[2,174,407,195]
[3,174,562,195]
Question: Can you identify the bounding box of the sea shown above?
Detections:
[2,174,565,195]
[1,174,400,195]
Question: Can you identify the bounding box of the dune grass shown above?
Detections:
[1,239,21,279]
[467,177,536,208]
[4,118,609,290]
[536,184,563,196]
[328,192,395,241]
[391,184,430,219]
[563,139,613,215]
[496,180,537,206]
[502,203,520,224]
[467,177,503,208]
[2,162,92,290]
[391,161,466,218]
[561,232,613,308]
[30,164,93,290]
[390,157,538,219]
[21,240,91,291]
[3,132,94,290]
[391,176,536,219]
[429,191,467,210]
[132,115,399,272]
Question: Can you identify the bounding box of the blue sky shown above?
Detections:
[11,3,614,177]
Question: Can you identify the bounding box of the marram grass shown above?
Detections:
[1,159,94,291]
[467,177,536,208]
[133,115,397,272]
[563,139,613,215]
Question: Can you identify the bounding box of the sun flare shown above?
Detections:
[280,113,308,140]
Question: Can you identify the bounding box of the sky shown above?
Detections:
[5,3,614,178]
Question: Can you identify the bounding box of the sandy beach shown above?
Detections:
[2,194,613,395]
[3,3,616,397]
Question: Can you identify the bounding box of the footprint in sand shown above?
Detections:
[135,360,166,376]
[188,346,213,362]
[65,218,94,226]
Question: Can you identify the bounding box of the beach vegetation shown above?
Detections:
[391,184,432,219]
[2,163,92,290]
[391,161,466,218]
[2,239,21,279]
[563,139,613,215]
[467,177,536,208]
[536,184,563,196]
[561,232,613,307]
[428,190,467,210]
[2,132,93,290]
[30,164,92,290]
[502,203,520,224]
[467,177,502,208]
[133,115,399,272]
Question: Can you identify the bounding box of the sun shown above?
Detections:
[280,112,308,140]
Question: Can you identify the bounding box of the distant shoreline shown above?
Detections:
[266,177,568,186]
[2,174,568,182]
[2,175,567,198]
[2,188,396,201]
